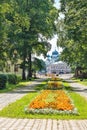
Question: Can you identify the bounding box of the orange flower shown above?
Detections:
[29,90,74,111]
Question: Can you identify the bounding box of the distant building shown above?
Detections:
[45,49,71,75]
[46,49,59,65]
[46,61,71,75]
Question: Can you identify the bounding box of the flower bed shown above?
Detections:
[46,75,63,90]
[25,90,78,115]
[47,81,63,89]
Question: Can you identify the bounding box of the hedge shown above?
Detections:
[0,74,7,89]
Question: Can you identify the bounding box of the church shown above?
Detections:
[45,49,71,75]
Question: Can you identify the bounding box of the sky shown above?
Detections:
[54,0,61,9]
[47,35,62,56]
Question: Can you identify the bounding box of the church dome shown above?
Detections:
[47,54,50,58]
[52,50,59,56]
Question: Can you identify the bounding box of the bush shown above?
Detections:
[7,74,17,84]
[16,75,22,83]
[0,74,7,89]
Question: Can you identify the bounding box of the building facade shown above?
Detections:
[46,49,71,75]
[46,61,71,75]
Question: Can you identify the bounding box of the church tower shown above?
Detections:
[51,49,59,62]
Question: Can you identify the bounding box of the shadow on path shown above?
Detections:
[6,79,46,94]
[59,74,87,99]
[71,87,87,93]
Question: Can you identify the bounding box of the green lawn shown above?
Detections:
[0,81,32,93]
[78,79,87,86]
[0,83,87,119]
[71,78,87,86]
[0,75,48,93]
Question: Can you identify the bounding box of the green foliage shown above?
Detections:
[16,75,22,83]
[0,2,18,70]
[0,0,58,79]
[32,58,46,72]
[0,80,31,93]
[0,74,7,89]
[57,0,87,69]
[7,74,17,84]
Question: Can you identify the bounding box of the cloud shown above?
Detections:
[48,35,62,55]
[54,0,61,9]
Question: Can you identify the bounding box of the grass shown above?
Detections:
[70,92,87,119]
[78,79,87,86]
[71,77,87,86]
[0,83,87,119]
[63,82,73,91]
[0,81,31,93]
[35,81,47,90]
[0,79,48,94]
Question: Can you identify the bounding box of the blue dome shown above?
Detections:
[52,50,59,55]
[47,54,50,58]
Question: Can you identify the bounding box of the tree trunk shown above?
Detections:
[22,67,26,80]
[22,52,26,80]
[27,52,32,79]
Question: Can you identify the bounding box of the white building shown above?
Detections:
[46,49,71,75]
[46,61,71,75]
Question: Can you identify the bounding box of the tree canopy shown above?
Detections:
[57,0,87,69]
[0,0,58,79]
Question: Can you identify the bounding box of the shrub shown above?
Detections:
[0,74,7,89]
[7,74,17,84]
[16,75,22,83]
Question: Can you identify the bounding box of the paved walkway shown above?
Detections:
[69,82,87,99]
[0,118,87,130]
[0,78,46,110]
[59,74,87,99]
[0,76,87,130]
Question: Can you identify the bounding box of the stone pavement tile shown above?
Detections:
[76,120,87,130]
[0,118,87,130]
[24,119,35,128]
[58,120,65,130]
[0,118,16,128]
[52,119,58,130]
[62,120,72,130]
[46,119,53,130]
[37,119,47,130]
[66,120,81,130]
[30,119,42,130]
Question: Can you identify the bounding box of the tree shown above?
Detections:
[57,0,87,69]
[0,0,58,80]
[32,58,46,78]
[12,0,58,79]
[0,2,13,71]
[24,0,58,79]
